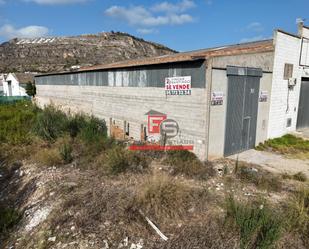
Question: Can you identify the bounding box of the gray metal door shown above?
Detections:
[297,78,309,129]
[8,81,12,96]
[224,67,262,156]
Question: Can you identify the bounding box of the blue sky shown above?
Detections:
[0,0,308,51]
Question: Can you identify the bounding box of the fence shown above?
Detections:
[0,96,31,104]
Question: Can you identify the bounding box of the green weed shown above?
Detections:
[33,105,68,141]
[225,196,283,249]
[0,207,20,235]
[0,101,37,145]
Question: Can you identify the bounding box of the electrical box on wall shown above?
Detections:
[288,78,297,87]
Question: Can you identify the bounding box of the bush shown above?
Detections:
[282,172,307,182]
[164,150,215,180]
[0,101,37,145]
[286,188,309,237]
[25,82,36,97]
[34,148,63,167]
[102,147,149,175]
[236,165,282,192]
[104,147,129,174]
[0,207,20,235]
[34,105,68,141]
[136,174,197,219]
[78,115,107,144]
[59,142,73,164]
[225,196,283,249]
[292,172,307,182]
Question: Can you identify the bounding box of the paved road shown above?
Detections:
[229,149,309,177]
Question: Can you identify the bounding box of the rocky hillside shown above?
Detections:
[0,32,176,73]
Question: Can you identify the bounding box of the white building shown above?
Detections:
[35,23,309,160]
[2,73,34,97]
[0,74,4,95]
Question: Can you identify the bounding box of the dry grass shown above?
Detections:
[33,147,63,167]
[164,150,216,180]
[135,174,208,220]
[282,172,308,182]
[235,163,282,192]
[95,147,150,175]
[285,188,309,242]
[159,218,239,249]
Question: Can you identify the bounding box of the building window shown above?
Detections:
[286,118,292,128]
[284,63,293,80]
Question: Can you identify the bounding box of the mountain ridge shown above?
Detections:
[0,32,177,73]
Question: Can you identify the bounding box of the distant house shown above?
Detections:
[0,74,4,96]
[3,73,35,96]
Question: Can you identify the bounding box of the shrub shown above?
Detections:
[104,147,129,174]
[292,172,307,182]
[225,196,283,249]
[78,115,107,144]
[282,172,307,182]
[25,82,36,97]
[59,143,73,164]
[0,101,37,145]
[136,174,197,219]
[102,147,149,174]
[34,105,68,141]
[126,151,149,172]
[286,188,309,237]
[164,150,215,180]
[236,165,282,192]
[0,207,20,235]
[66,114,89,139]
[34,148,63,167]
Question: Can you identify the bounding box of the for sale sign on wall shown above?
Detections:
[165,76,191,95]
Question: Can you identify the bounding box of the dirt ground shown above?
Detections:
[293,128,309,140]
[2,156,305,249]
[230,149,309,177]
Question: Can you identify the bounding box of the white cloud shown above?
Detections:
[23,0,88,5]
[137,28,157,34]
[296,17,305,24]
[152,0,195,13]
[245,22,264,32]
[105,3,194,28]
[0,24,49,39]
[240,35,270,43]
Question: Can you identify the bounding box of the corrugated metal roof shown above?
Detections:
[36,39,274,77]
[13,73,35,83]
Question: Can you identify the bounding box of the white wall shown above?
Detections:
[268,31,302,138]
[3,74,27,96]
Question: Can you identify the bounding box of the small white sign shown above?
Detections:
[165,76,191,95]
[259,91,268,102]
[211,91,224,105]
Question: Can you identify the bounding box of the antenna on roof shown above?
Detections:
[296,18,306,24]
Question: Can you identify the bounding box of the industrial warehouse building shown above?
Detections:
[35,23,309,160]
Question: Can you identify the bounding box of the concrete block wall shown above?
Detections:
[268,31,302,138]
[36,85,208,160]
